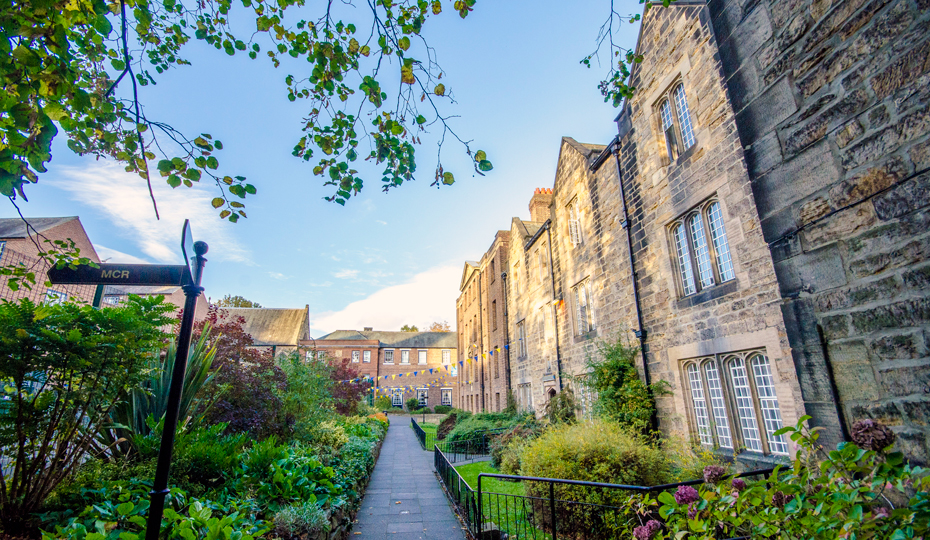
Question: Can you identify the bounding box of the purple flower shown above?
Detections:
[687,503,698,519]
[703,465,726,484]
[771,491,794,509]
[731,478,746,492]
[873,507,891,520]
[674,485,700,505]
[633,520,663,540]
[851,419,896,452]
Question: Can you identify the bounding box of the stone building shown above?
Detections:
[704,0,930,461]
[0,217,100,305]
[464,0,929,465]
[308,329,458,410]
[456,231,511,412]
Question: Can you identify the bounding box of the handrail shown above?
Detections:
[477,467,776,493]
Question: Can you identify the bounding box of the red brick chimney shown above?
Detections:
[529,188,553,223]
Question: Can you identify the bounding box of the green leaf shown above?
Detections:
[478,160,493,172]
[166,175,182,188]
[117,502,134,516]
[433,83,445,96]
[398,37,410,51]
[475,150,487,161]
[211,197,224,208]
[442,171,454,185]
[658,491,676,505]
[157,159,173,173]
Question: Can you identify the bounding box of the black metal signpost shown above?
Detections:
[46,220,208,540]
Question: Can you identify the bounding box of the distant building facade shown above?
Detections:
[0,217,100,305]
[225,306,310,356]
[308,329,458,409]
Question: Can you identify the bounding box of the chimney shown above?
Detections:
[363,327,373,332]
[529,188,554,222]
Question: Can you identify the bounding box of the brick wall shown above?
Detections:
[709,0,930,461]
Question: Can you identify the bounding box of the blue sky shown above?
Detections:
[6,1,641,336]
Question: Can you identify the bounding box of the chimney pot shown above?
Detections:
[363,327,373,331]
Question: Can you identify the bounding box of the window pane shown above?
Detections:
[751,355,788,454]
[689,215,715,288]
[729,357,763,452]
[660,100,677,161]
[352,350,360,363]
[674,224,697,295]
[704,362,732,449]
[363,350,371,363]
[660,99,674,130]
[707,202,735,282]
[687,364,713,446]
[418,350,427,364]
[401,350,410,364]
[674,84,695,149]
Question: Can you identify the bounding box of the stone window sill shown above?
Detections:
[675,279,738,309]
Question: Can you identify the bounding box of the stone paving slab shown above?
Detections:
[352,420,467,539]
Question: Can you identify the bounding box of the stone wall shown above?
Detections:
[709,0,930,460]
[611,2,804,459]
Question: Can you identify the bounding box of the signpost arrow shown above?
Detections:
[47,263,187,286]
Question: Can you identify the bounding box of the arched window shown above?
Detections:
[669,199,735,298]
[750,354,788,454]
[686,363,713,446]
[728,356,763,452]
[703,361,732,449]
[656,82,696,162]
[673,84,695,149]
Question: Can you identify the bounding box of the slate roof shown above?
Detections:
[222,307,310,346]
[319,330,457,348]
[0,217,79,238]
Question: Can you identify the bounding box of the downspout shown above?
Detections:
[612,143,651,389]
[477,268,486,411]
[501,271,512,400]
[545,224,564,391]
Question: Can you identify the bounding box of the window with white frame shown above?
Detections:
[417,388,428,406]
[682,350,788,455]
[317,350,327,360]
[418,349,427,365]
[441,387,452,406]
[44,289,68,305]
[363,350,371,363]
[392,390,403,406]
[352,350,360,363]
[657,82,696,162]
[516,320,527,358]
[0,241,5,258]
[567,199,582,246]
[306,350,314,361]
[401,349,410,364]
[384,349,394,364]
[442,349,451,364]
[670,199,735,298]
[573,280,594,335]
[103,295,121,306]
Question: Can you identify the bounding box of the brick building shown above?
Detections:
[456,231,511,413]
[0,217,100,305]
[308,329,458,409]
[462,0,930,465]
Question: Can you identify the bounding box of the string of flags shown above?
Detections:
[333,344,514,385]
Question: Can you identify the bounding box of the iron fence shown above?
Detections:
[412,417,508,454]
[433,440,775,540]
[411,418,435,450]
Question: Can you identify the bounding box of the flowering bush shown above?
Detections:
[633,417,929,539]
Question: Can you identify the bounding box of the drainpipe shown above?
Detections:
[478,268,486,412]
[501,271,512,400]
[612,144,651,389]
[545,224,564,391]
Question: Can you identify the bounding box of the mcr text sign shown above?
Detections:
[47,264,188,286]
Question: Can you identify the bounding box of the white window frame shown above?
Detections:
[418,349,427,365]
[44,289,68,305]
[442,349,451,364]
[392,390,404,407]
[384,349,394,364]
[317,350,326,360]
[682,350,788,456]
[363,350,371,363]
[352,350,360,363]
[567,199,582,246]
[669,199,736,298]
[400,349,410,365]
[441,387,452,406]
[417,387,428,406]
[573,280,594,335]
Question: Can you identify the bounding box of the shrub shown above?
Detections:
[406,397,420,411]
[0,296,172,531]
[306,419,349,451]
[543,386,578,425]
[368,412,388,425]
[205,348,290,440]
[172,423,249,492]
[241,436,289,485]
[273,500,329,539]
[252,445,340,512]
[374,395,392,410]
[490,423,540,472]
[520,420,673,538]
[417,407,433,414]
[446,412,527,442]
[645,417,930,539]
[436,412,459,440]
[434,405,452,414]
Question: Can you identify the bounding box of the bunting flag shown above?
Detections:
[489,350,493,355]
[505,344,510,350]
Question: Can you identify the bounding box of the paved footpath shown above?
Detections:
[352,419,467,539]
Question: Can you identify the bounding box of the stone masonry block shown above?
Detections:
[850,297,930,333]
[753,140,841,220]
[879,363,930,397]
[735,76,798,146]
[774,243,848,295]
[849,237,930,279]
[870,332,920,361]
[828,340,881,402]
[894,429,929,465]
[850,400,905,425]
[903,399,930,427]
[873,171,930,220]
[719,4,773,74]
[782,89,871,156]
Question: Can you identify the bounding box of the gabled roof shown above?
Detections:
[0,216,80,238]
[222,307,310,346]
[460,261,480,291]
[319,330,457,348]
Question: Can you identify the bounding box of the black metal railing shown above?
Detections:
[412,417,509,453]
[473,469,775,540]
[411,418,436,450]
[435,445,480,537]
[433,440,775,540]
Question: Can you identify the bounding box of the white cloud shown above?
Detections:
[376,220,387,225]
[268,272,289,280]
[95,244,151,264]
[309,264,459,336]
[53,162,250,264]
[334,268,359,279]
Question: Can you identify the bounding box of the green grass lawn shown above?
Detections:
[455,461,552,539]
